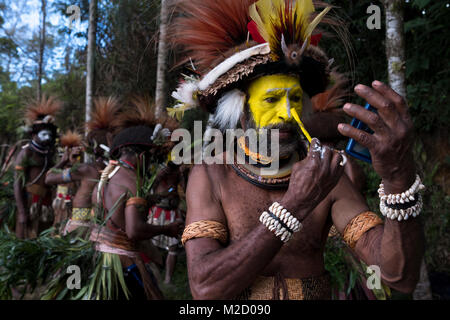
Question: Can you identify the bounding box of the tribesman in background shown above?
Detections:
[48,130,83,231]
[45,97,120,236]
[14,95,60,239]
[89,97,183,300]
[170,0,424,300]
[148,158,186,285]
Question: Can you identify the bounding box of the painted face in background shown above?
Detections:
[36,129,53,146]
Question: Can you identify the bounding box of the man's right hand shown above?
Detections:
[281,138,345,221]
[165,220,184,238]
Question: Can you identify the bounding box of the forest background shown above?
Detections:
[0,0,448,300]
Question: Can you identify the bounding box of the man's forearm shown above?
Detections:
[355,218,424,293]
[188,223,283,299]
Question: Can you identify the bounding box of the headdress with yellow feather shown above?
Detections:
[169,0,345,144]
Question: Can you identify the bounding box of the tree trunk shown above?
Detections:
[383,0,432,300]
[37,0,46,99]
[154,0,169,119]
[85,0,97,162]
[383,0,406,97]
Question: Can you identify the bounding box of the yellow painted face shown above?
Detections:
[247,74,303,128]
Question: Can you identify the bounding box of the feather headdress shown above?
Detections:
[87,96,121,133]
[25,95,62,127]
[311,71,350,112]
[169,0,338,122]
[111,96,179,158]
[60,130,83,148]
[249,0,330,65]
[116,96,157,132]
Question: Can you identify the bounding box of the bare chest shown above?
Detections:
[219,167,333,256]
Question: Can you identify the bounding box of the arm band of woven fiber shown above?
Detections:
[126,197,148,208]
[15,165,24,171]
[343,211,384,249]
[181,220,228,246]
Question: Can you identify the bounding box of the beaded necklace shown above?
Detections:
[119,159,136,171]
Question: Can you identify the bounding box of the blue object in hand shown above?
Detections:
[345,103,377,163]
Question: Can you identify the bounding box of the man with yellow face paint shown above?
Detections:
[246,74,312,159]
[173,0,424,300]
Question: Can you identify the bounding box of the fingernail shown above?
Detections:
[343,103,351,110]
[338,124,345,131]
[373,80,382,86]
[355,84,364,91]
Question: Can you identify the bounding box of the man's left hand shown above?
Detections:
[337,80,416,194]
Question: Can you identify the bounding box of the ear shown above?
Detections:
[106,132,114,147]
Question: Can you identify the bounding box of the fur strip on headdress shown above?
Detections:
[25,95,62,126]
[60,130,83,148]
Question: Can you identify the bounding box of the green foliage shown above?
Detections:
[0,228,95,299]
[0,169,15,230]
[405,1,450,132]
[324,237,359,296]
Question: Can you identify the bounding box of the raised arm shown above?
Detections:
[331,174,424,293]
[336,81,425,293]
[45,148,80,185]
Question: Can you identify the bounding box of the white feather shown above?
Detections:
[213,89,246,131]
[171,81,199,107]
[198,43,270,91]
[151,123,162,141]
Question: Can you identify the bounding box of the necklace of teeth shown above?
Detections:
[378,174,425,221]
[259,202,302,243]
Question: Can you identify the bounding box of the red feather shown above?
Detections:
[310,33,322,46]
[247,21,266,44]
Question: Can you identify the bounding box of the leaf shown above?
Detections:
[405,18,428,32]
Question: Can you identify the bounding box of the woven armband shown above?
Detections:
[181,220,228,246]
[126,197,148,208]
[15,165,25,171]
[343,211,384,249]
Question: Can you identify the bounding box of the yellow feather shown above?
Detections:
[249,0,275,42]
[249,0,330,54]
[304,6,331,39]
